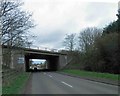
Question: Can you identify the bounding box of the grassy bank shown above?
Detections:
[61,69,118,81]
[2,72,31,94]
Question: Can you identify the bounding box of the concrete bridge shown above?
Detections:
[2,46,67,72]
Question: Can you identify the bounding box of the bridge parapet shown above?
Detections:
[30,45,59,53]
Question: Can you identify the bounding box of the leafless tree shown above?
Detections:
[63,33,76,51]
[0,0,35,68]
[78,27,102,52]
[0,0,34,47]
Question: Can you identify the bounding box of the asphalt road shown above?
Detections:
[24,72,118,94]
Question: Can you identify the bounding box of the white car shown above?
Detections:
[30,66,34,69]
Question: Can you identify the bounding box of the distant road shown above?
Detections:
[24,72,118,94]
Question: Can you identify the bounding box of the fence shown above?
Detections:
[2,69,22,86]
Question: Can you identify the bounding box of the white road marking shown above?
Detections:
[61,81,73,88]
[48,75,52,78]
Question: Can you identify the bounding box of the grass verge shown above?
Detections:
[2,72,30,94]
[61,69,118,81]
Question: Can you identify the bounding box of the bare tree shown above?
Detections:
[63,33,76,51]
[0,0,34,47]
[78,27,102,52]
[0,0,35,68]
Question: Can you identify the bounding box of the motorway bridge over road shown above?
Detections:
[2,46,67,72]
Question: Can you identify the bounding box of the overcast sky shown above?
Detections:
[31,59,46,64]
[22,0,118,50]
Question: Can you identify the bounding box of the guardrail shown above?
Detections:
[30,45,59,52]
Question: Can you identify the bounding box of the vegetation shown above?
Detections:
[61,69,118,81]
[1,0,34,47]
[1,0,35,68]
[2,72,30,94]
[63,9,120,74]
[63,33,76,51]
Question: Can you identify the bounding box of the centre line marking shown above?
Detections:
[61,81,73,88]
[48,75,52,78]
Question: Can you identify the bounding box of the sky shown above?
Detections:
[22,0,119,50]
[30,59,46,64]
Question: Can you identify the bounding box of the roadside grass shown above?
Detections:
[61,69,118,81]
[2,72,30,94]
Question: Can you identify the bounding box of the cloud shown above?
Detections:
[84,2,118,28]
[22,0,118,49]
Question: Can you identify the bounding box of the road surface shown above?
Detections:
[24,72,118,94]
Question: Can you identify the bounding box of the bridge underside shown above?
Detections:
[25,53,59,72]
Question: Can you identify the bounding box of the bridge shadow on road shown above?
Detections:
[27,69,57,72]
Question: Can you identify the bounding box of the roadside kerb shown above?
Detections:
[20,72,32,94]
